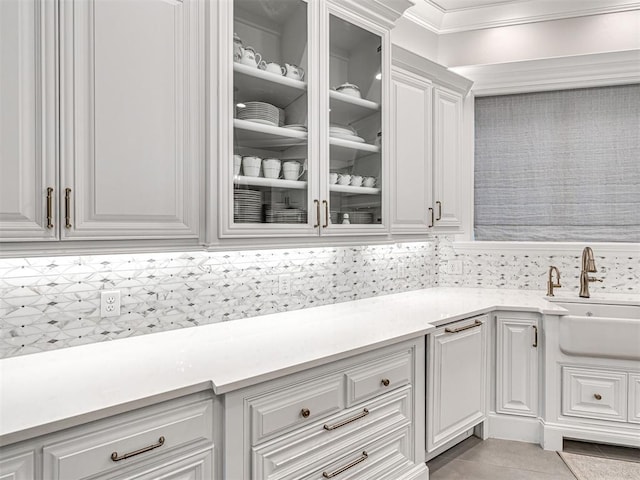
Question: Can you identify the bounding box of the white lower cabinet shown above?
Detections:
[562,367,628,422]
[629,374,640,424]
[496,314,539,417]
[225,339,427,480]
[0,450,35,480]
[427,315,487,453]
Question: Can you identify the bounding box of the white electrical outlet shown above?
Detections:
[278,274,291,294]
[100,290,121,318]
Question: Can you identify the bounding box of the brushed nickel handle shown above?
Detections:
[111,436,165,462]
[381,378,390,387]
[301,408,311,418]
[314,200,320,228]
[323,408,369,431]
[322,451,368,478]
[46,187,54,229]
[64,188,72,229]
[322,200,328,228]
[594,393,602,400]
[532,325,538,348]
[445,319,483,334]
[428,207,434,227]
[436,200,442,221]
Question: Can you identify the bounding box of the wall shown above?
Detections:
[0,242,437,359]
[390,15,439,62]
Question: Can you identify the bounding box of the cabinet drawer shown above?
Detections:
[249,375,344,445]
[43,396,213,480]
[562,367,627,422]
[345,350,412,407]
[252,387,414,480]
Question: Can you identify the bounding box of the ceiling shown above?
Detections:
[404,0,640,33]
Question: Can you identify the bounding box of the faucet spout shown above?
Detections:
[579,247,602,298]
[547,266,561,297]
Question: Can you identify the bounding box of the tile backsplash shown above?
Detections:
[1,237,638,359]
[0,242,437,358]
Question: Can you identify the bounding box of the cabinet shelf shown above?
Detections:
[329,137,379,153]
[234,175,307,190]
[234,119,308,148]
[330,184,381,195]
[234,62,307,107]
[329,90,380,124]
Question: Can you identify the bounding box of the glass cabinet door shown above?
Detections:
[326,13,383,229]
[231,0,313,230]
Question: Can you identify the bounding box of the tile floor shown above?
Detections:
[426,437,640,479]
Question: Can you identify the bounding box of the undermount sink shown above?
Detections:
[556,301,640,361]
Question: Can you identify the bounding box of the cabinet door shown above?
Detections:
[628,373,640,424]
[427,315,487,452]
[0,450,35,480]
[59,0,202,240]
[496,315,539,417]
[432,85,463,231]
[389,67,433,234]
[0,0,57,241]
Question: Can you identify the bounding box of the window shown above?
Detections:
[474,84,640,242]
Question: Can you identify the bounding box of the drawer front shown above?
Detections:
[562,367,627,422]
[249,375,344,445]
[43,397,213,480]
[252,386,413,480]
[345,350,412,407]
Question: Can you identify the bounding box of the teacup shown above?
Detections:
[263,158,281,179]
[283,161,303,180]
[283,63,305,81]
[239,47,262,68]
[363,176,376,188]
[233,154,242,176]
[242,156,261,177]
[337,174,351,186]
[350,175,363,187]
[264,62,285,76]
[329,173,339,184]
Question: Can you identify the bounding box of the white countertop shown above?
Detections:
[0,287,567,443]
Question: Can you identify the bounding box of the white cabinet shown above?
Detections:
[427,315,487,453]
[0,0,203,243]
[390,46,472,235]
[561,367,628,423]
[496,314,539,417]
[224,339,427,479]
[629,374,640,424]
[217,0,412,239]
[0,450,35,480]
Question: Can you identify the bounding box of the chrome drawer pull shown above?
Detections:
[323,408,369,431]
[445,319,482,334]
[110,436,165,462]
[322,451,368,478]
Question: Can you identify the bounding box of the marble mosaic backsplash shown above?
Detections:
[0,243,437,359]
[438,237,640,295]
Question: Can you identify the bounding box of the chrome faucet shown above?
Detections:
[547,266,561,296]
[579,247,603,298]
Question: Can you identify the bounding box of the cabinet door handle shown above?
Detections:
[46,187,54,229]
[594,393,602,400]
[322,200,328,228]
[445,319,482,334]
[323,408,369,431]
[436,200,442,221]
[428,207,434,228]
[64,188,72,229]
[314,200,320,228]
[322,451,368,478]
[381,378,390,387]
[532,325,538,348]
[111,436,165,462]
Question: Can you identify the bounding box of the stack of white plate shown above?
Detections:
[283,124,307,132]
[234,189,262,223]
[265,204,307,224]
[345,211,374,224]
[329,124,365,143]
[236,102,279,126]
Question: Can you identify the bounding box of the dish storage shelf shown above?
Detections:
[219,0,393,238]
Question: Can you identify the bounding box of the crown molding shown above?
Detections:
[405,0,640,34]
[330,0,416,29]
[450,50,640,96]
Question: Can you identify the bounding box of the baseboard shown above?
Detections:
[425,427,476,461]
[487,413,542,444]
[543,422,640,451]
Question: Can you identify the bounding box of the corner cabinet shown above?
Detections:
[216,0,412,239]
[0,0,203,243]
[390,46,472,235]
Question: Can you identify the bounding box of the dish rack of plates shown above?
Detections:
[234,189,262,223]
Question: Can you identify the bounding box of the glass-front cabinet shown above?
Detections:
[219,0,390,238]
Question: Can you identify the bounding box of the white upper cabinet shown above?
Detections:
[0,0,203,244]
[59,0,202,240]
[218,0,407,239]
[0,0,57,241]
[390,46,472,235]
